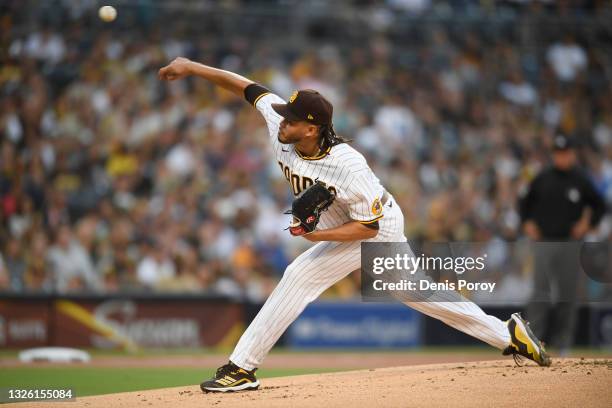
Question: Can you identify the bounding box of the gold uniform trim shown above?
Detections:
[253,92,270,106]
[357,215,384,224]
[295,145,332,161]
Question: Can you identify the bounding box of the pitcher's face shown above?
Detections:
[278,119,317,144]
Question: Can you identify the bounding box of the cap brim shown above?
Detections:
[271,103,304,122]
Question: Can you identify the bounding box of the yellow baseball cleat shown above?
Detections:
[503,313,552,367]
[200,361,260,393]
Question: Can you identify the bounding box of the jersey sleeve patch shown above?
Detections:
[371,197,382,216]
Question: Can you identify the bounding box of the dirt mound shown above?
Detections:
[12,358,612,408]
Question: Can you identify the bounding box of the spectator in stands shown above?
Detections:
[0,246,10,290]
[547,34,588,83]
[135,239,176,290]
[0,1,610,300]
[2,239,27,292]
[47,224,103,293]
[155,244,202,292]
[25,231,52,292]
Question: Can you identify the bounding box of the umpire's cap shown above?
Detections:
[552,134,576,151]
[272,90,333,126]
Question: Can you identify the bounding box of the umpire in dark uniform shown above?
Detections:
[519,134,606,353]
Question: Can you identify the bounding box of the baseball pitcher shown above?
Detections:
[158,57,551,393]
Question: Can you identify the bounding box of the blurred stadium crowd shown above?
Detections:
[0,1,610,299]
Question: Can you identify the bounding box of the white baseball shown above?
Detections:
[99,6,117,22]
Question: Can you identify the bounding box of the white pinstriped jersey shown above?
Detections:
[254,92,387,230]
[230,87,512,373]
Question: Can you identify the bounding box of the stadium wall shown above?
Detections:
[0,295,608,349]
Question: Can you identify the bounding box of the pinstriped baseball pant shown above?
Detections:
[230,197,511,370]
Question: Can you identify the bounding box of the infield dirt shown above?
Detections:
[10,358,612,408]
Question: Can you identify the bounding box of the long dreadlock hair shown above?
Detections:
[318,124,352,154]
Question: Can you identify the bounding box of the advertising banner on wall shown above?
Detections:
[0,299,49,348]
[0,296,244,350]
[286,301,421,348]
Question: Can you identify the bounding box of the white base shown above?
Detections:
[19,347,91,363]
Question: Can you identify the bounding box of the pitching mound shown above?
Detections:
[14,358,612,408]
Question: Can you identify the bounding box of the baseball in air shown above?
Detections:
[99,6,117,22]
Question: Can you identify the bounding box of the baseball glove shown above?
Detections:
[285,181,336,236]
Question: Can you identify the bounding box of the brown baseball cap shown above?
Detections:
[272,89,333,126]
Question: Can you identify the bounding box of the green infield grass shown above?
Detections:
[0,367,338,397]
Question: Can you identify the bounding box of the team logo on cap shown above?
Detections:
[567,188,580,203]
[289,91,298,103]
[555,136,567,149]
[372,197,382,215]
